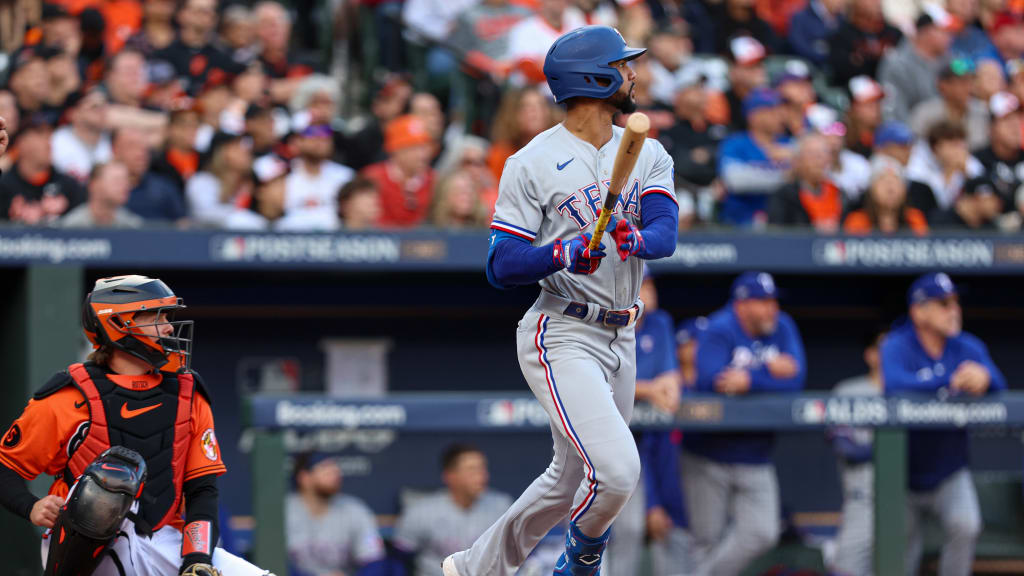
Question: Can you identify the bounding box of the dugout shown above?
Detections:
[2,228,1024,575]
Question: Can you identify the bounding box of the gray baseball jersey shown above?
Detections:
[451,123,676,576]
[394,490,513,576]
[285,493,385,574]
[490,123,676,309]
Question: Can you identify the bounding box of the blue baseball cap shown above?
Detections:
[731,271,778,301]
[874,121,915,148]
[676,316,709,345]
[907,272,957,306]
[743,88,782,117]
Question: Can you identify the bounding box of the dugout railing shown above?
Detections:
[245,392,1024,575]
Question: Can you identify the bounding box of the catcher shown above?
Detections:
[0,275,275,576]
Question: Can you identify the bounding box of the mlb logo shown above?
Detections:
[796,400,826,424]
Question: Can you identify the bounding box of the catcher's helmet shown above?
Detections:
[82,275,193,372]
[543,25,646,104]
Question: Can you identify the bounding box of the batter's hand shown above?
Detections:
[30,495,63,528]
[611,218,645,261]
[646,506,673,542]
[951,361,990,396]
[714,368,750,395]
[0,116,8,157]
[555,234,606,275]
[766,354,800,379]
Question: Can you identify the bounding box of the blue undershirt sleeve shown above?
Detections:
[637,193,679,259]
[486,230,563,289]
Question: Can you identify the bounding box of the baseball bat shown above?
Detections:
[588,112,650,251]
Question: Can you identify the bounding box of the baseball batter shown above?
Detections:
[443,25,678,576]
[0,275,273,576]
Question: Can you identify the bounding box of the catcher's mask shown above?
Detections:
[82,275,193,373]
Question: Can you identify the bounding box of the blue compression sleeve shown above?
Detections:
[486,230,562,289]
[637,193,679,259]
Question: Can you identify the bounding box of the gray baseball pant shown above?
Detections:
[833,463,874,576]
[681,451,780,576]
[905,468,981,576]
[453,308,641,576]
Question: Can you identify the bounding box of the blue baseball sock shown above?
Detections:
[553,521,610,576]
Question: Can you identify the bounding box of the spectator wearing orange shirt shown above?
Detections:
[768,132,843,232]
[362,115,436,228]
[844,159,929,235]
[486,86,558,181]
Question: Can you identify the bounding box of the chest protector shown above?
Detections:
[64,362,194,533]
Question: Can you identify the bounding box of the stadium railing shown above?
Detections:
[245,392,1024,575]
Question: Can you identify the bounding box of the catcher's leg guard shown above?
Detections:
[44,446,147,576]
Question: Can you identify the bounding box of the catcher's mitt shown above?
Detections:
[180,564,222,576]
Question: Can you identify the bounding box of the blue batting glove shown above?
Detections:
[554,234,606,275]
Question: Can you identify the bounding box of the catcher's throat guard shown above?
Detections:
[44,446,147,576]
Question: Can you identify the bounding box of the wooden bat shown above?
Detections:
[588,112,650,251]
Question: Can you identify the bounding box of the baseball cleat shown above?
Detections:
[442,554,462,576]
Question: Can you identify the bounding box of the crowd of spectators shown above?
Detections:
[5,0,1024,234]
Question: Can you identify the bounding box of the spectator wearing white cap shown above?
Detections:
[844,76,885,158]
[909,57,990,151]
[725,36,768,131]
[969,92,1024,230]
[878,4,956,121]
[805,104,871,201]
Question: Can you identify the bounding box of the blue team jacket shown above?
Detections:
[682,305,806,464]
[635,309,688,528]
[881,320,1006,492]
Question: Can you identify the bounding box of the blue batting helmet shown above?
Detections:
[543,26,646,104]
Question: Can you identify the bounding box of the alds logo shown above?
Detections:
[2,424,21,448]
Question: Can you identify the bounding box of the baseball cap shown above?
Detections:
[729,36,766,67]
[939,56,976,79]
[676,316,709,346]
[988,11,1022,35]
[41,3,71,21]
[253,154,289,184]
[874,121,915,147]
[773,59,812,88]
[990,91,1020,119]
[299,123,332,139]
[805,104,846,137]
[18,112,54,134]
[742,88,782,116]
[907,272,957,306]
[385,114,433,153]
[849,75,885,103]
[674,65,706,92]
[731,271,778,301]
[916,3,956,31]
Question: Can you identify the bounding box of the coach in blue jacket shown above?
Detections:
[681,271,806,576]
[882,272,1005,576]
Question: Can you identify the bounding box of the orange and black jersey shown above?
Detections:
[0,366,225,531]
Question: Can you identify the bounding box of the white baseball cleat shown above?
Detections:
[442,554,462,576]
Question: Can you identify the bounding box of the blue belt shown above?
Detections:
[562,301,639,327]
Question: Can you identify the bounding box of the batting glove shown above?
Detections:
[611,218,645,261]
[554,234,606,275]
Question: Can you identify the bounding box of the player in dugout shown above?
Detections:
[883,272,1006,576]
[681,271,806,576]
[0,275,274,576]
